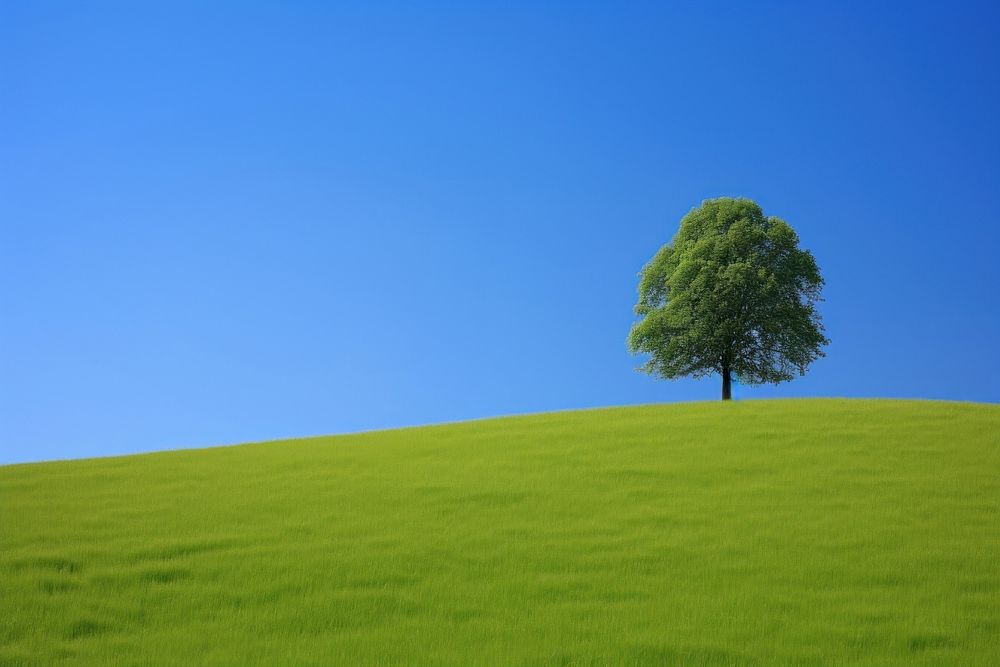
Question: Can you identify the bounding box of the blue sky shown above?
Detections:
[2,2,998,464]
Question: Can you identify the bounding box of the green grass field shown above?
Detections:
[2,399,998,666]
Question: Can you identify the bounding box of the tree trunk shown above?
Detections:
[722,365,732,401]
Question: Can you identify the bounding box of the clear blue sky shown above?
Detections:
[2,2,998,464]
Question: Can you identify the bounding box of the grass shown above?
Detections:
[1,398,999,666]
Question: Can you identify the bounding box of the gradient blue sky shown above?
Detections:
[2,2,999,464]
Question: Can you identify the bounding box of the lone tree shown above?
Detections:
[628,197,828,400]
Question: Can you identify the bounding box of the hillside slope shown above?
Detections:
[1,399,999,666]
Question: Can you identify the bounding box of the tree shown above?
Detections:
[627,197,828,400]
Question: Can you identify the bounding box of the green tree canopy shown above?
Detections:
[628,198,828,400]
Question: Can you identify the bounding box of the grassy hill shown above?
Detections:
[1,399,998,666]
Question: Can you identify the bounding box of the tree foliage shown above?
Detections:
[628,198,828,398]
